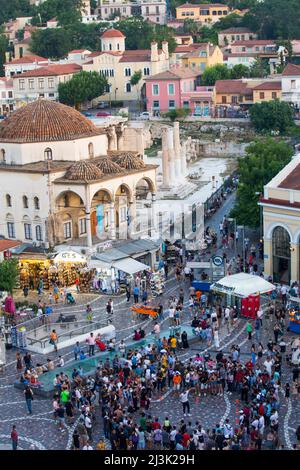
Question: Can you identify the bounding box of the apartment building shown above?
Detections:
[176,3,230,24]
[97,0,167,24]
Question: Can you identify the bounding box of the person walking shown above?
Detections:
[50,329,58,352]
[11,425,18,450]
[254,317,261,343]
[180,389,191,417]
[24,385,34,415]
[246,321,252,341]
[16,352,23,372]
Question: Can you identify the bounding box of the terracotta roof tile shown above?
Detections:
[5,55,48,65]
[101,28,125,38]
[0,239,22,252]
[282,63,300,76]
[16,63,82,78]
[252,81,281,90]
[215,79,252,95]
[0,99,103,143]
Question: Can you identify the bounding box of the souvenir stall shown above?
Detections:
[210,273,275,317]
[88,260,115,294]
[150,269,165,297]
[288,296,300,334]
[18,251,87,290]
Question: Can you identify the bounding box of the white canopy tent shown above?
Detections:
[112,258,150,275]
[210,273,275,298]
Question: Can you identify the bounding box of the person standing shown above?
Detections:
[133,285,139,303]
[180,389,191,417]
[11,425,18,450]
[74,341,80,361]
[87,332,95,356]
[126,286,131,302]
[246,321,252,341]
[24,385,33,415]
[255,317,261,343]
[16,352,23,372]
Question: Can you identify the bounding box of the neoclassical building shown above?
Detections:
[260,153,300,284]
[0,99,157,250]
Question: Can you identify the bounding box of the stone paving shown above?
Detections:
[0,192,299,450]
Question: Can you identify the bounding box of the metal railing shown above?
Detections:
[26,318,109,349]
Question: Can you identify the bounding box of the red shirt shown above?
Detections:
[182,432,190,447]
[151,422,161,430]
[11,430,18,441]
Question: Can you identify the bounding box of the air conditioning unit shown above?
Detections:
[44,242,49,249]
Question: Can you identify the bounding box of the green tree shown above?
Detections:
[0,32,8,76]
[30,28,72,58]
[31,0,83,26]
[183,19,199,36]
[230,64,250,79]
[231,139,293,227]
[58,71,108,109]
[115,17,176,53]
[201,64,231,86]
[0,0,33,25]
[249,100,294,134]
[0,258,19,294]
[243,0,300,39]
[163,108,191,122]
[130,70,142,110]
[249,58,270,78]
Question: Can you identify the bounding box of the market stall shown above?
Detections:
[18,250,88,291]
[288,296,300,334]
[210,273,275,318]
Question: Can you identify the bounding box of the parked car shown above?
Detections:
[97,101,109,109]
[96,111,111,117]
[139,112,150,120]
[82,111,93,117]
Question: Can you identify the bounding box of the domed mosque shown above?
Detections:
[0,100,157,248]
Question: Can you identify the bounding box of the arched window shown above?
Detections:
[6,194,12,207]
[35,225,42,241]
[88,142,94,158]
[0,149,6,163]
[64,194,69,207]
[44,148,52,160]
[34,196,40,210]
[272,226,291,284]
[23,195,28,208]
[6,214,15,238]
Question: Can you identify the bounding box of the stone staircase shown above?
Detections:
[157,180,198,200]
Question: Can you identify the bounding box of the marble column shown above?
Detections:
[110,202,116,240]
[136,128,146,163]
[290,242,299,283]
[85,207,93,249]
[167,127,175,182]
[151,193,158,239]
[173,121,182,180]
[181,139,187,176]
[161,127,170,188]
[85,186,92,249]
[128,197,137,239]
[263,238,272,279]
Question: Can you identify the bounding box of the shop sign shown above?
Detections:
[53,251,86,263]
[212,255,224,267]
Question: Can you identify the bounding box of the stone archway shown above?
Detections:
[90,189,113,240]
[115,184,132,239]
[54,190,85,244]
[272,226,291,284]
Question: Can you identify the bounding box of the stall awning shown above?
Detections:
[88,259,111,270]
[210,273,275,298]
[112,257,150,275]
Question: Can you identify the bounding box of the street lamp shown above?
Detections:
[255,191,263,240]
[237,225,245,272]
[227,217,237,261]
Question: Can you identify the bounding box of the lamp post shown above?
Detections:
[227,217,237,262]
[255,191,263,241]
[237,225,245,272]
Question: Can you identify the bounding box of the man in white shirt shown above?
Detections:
[180,389,191,416]
[263,357,273,377]
[86,332,96,356]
